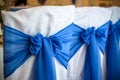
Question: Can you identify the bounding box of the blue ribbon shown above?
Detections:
[4,23,82,80]
[106,20,120,80]
[4,21,110,80]
[72,21,111,80]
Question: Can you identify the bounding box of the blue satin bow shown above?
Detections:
[4,23,83,80]
[72,21,111,80]
[106,20,120,80]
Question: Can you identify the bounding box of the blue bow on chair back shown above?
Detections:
[4,23,82,80]
[81,27,102,80]
[72,21,111,80]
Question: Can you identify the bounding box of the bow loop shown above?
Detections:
[50,36,63,50]
[81,27,95,45]
[29,33,43,56]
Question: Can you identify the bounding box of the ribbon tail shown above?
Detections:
[4,26,32,78]
[33,38,56,80]
[84,47,91,80]
[84,35,102,80]
[106,32,120,80]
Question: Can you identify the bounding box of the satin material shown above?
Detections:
[4,23,81,80]
[72,21,110,80]
[4,21,110,80]
[106,20,120,80]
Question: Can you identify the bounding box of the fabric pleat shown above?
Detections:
[106,20,120,80]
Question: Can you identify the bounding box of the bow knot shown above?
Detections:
[29,33,43,56]
[81,27,95,45]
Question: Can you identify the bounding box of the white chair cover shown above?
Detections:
[2,5,75,80]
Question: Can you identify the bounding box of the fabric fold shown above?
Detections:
[106,20,120,80]
[33,37,56,80]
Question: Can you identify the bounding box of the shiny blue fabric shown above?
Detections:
[72,21,111,80]
[4,23,82,80]
[106,20,120,80]
[4,21,110,80]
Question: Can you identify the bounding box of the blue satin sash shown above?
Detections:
[4,23,82,80]
[73,21,111,80]
[106,20,120,80]
[4,21,110,80]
